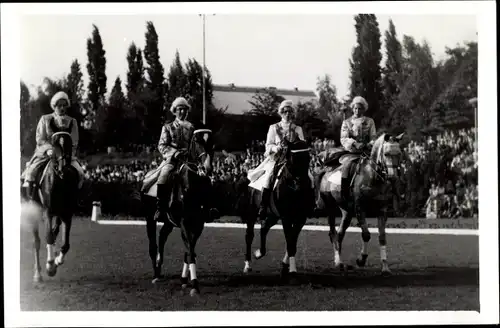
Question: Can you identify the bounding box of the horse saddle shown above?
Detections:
[321,148,350,168]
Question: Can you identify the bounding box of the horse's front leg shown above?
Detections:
[180,220,203,296]
[32,221,42,282]
[281,218,302,285]
[244,216,255,273]
[44,211,58,277]
[356,209,371,268]
[377,213,391,276]
[254,214,279,260]
[55,217,72,267]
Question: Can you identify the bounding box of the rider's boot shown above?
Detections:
[154,184,170,222]
[257,187,271,222]
[26,181,37,202]
[312,172,325,218]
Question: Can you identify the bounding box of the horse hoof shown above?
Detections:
[33,274,43,283]
[190,288,200,297]
[254,249,265,259]
[46,261,57,277]
[152,277,164,284]
[356,259,366,268]
[243,267,252,274]
[288,273,300,286]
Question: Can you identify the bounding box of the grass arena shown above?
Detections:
[20,213,479,311]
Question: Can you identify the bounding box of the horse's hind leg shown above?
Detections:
[377,214,391,276]
[155,222,173,282]
[146,217,158,280]
[55,217,71,267]
[336,208,352,271]
[356,210,371,268]
[32,222,42,282]
[254,214,278,259]
[44,212,58,277]
[328,214,342,269]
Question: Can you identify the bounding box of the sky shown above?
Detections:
[20,13,477,99]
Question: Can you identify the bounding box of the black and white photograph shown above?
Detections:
[2,1,498,326]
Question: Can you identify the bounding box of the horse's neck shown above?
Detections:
[356,158,377,185]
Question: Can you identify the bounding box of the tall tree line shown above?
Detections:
[20,21,221,156]
[20,17,478,156]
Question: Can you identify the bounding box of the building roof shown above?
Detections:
[213,84,317,97]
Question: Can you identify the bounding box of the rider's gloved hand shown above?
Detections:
[46,149,54,157]
[353,142,364,150]
[173,149,186,160]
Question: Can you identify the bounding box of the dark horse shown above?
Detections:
[236,139,312,283]
[317,133,404,275]
[141,129,215,296]
[21,132,80,282]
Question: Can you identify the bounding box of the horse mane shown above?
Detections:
[370,133,387,164]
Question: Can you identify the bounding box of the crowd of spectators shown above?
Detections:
[79,128,478,219]
[403,128,478,218]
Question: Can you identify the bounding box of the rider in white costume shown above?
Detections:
[22,91,85,200]
[248,99,314,220]
[313,96,377,213]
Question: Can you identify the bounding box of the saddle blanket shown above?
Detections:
[327,170,342,185]
[248,165,314,192]
[324,169,342,191]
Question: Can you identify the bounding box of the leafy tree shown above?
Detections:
[126,42,149,144]
[294,100,327,141]
[144,21,166,138]
[166,50,188,108]
[349,14,384,126]
[316,74,340,121]
[247,88,285,118]
[184,58,213,124]
[382,19,403,120]
[86,24,107,113]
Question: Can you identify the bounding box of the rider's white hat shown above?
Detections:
[350,96,368,111]
[170,97,191,114]
[278,100,295,114]
[50,91,71,110]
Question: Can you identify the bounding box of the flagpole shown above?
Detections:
[202,14,206,125]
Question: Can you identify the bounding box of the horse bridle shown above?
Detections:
[50,131,73,175]
[361,141,402,183]
[278,144,311,190]
[179,129,213,176]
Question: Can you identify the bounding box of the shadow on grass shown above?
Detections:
[199,266,479,289]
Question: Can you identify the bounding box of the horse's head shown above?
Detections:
[50,132,74,174]
[370,132,405,180]
[187,129,215,176]
[282,139,311,180]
